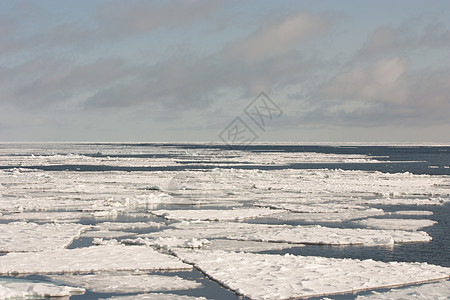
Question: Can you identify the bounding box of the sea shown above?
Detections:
[0,143,449,299]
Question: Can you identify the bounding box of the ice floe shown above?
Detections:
[100,293,208,300]
[0,245,191,275]
[353,218,437,231]
[175,250,450,300]
[93,221,163,231]
[150,208,279,221]
[149,222,431,246]
[81,230,137,238]
[48,272,201,293]
[392,210,434,216]
[0,278,84,299]
[355,279,450,299]
[0,222,88,252]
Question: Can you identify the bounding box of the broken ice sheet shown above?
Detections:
[149,208,280,221]
[149,222,431,246]
[352,218,437,231]
[0,278,84,299]
[48,272,201,293]
[0,222,89,252]
[270,209,384,223]
[93,221,163,231]
[0,245,191,275]
[355,279,450,299]
[392,210,434,216]
[100,293,208,300]
[81,230,138,238]
[175,250,450,300]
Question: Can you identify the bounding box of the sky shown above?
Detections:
[1,0,449,143]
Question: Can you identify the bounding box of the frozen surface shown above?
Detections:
[100,293,208,300]
[82,230,137,238]
[150,222,431,245]
[49,272,201,293]
[0,278,84,299]
[392,210,434,216]
[270,209,384,223]
[176,250,450,300]
[150,208,280,221]
[0,222,88,252]
[0,245,191,275]
[353,218,437,231]
[93,222,163,231]
[356,279,450,299]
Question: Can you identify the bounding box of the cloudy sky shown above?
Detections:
[1,0,449,142]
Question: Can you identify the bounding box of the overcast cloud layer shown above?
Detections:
[1,0,449,142]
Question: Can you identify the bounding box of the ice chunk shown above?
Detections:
[48,272,201,293]
[93,221,163,231]
[0,245,191,275]
[271,209,384,223]
[0,222,89,252]
[0,278,84,299]
[100,293,208,300]
[392,210,434,216]
[150,208,280,221]
[176,250,450,300]
[0,211,89,222]
[355,279,450,299]
[82,230,137,238]
[353,218,437,231]
[150,222,431,246]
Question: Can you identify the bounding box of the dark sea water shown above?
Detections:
[0,144,449,299]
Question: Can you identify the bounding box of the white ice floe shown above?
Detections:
[271,209,384,223]
[48,272,201,293]
[175,250,450,300]
[150,208,279,221]
[353,218,437,231]
[0,278,84,299]
[150,222,431,246]
[93,221,163,231]
[92,238,121,246]
[100,293,208,300]
[392,210,434,216]
[0,211,89,222]
[203,239,298,252]
[82,230,137,238]
[355,279,450,299]
[0,222,88,252]
[0,245,191,275]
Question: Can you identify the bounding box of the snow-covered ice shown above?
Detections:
[392,210,434,216]
[150,208,280,221]
[93,221,163,231]
[355,279,450,299]
[0,278,84,299]
[176,250,450,300]
[48,273,201,293]
[0,222,88,252]
[0,245,191,275]
[353,218,437,231]
[81,230,137,238]
[150,222,431,245]
[100,293,208,300]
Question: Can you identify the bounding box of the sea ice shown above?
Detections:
[176,250,450,300]
[81,230,137,238]
[0,278,84,299]
[0,245,191,275]
[0,222,88,252]
[93,221,163,231]
[355,279,450,299]
[392,210,434,216]
[353,218,437,231]
[100,293,208,300]
[150,208,280,221]
[150,222,431,246]
[48,272,201,293]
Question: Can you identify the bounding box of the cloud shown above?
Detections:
[318,57,450,125]
[227,12,329,62]
[358,21,450,59]
[96,0,225,36]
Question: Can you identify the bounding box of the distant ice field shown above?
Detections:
[0,143,449,299]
